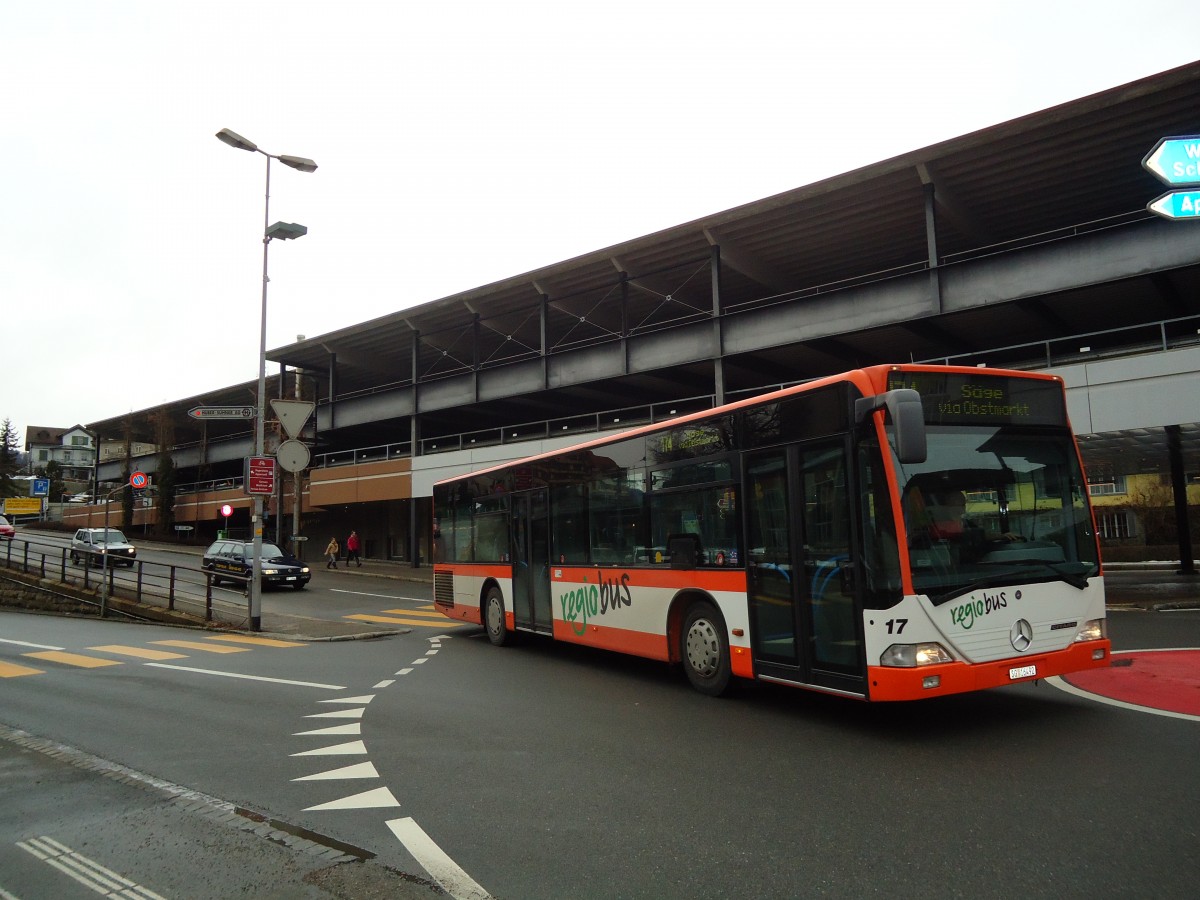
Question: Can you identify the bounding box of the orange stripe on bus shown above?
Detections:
[552,619,671,662]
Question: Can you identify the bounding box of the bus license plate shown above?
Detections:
[1008,664,1037,680]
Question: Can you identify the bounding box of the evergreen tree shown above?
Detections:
[0,418,20,498]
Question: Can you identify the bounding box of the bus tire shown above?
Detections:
[681,600,732,696]
[484,586,510,646]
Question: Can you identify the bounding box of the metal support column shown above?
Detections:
[540,294,549,390]
[410,328,421,569]
[1166,424,1195,575]
[923,182,943,314]
[711,243,725,406]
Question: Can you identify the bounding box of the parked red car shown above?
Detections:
[0,515,14,540]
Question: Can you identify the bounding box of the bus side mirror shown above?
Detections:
[855,389,927,464]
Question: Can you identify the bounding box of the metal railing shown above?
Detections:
[0,535,252,627]
[120,310,1200,499]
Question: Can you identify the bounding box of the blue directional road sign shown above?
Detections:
[1142,136,1200,186]
[1147,190,1200,221]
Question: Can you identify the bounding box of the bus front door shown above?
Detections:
[511,489,552,634]
[745,440,866,695]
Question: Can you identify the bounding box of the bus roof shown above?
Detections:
[432,363,1062,487]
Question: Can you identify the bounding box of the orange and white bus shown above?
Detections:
[432,364,1110,700]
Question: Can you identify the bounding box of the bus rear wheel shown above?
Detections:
[484,586,510,646]
[681,601,732,696]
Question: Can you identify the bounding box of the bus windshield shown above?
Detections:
[891,425,1099,604]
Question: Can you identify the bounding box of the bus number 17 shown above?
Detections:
[885,619,908,634]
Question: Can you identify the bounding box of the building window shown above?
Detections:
[1088,475,1127,496]
[1097,510,1132,540]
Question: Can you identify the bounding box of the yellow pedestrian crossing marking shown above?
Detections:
[88,645,188,661]
[24,651,122,669]
[205,635,307,648]
[3,633,306,682]
[151,640,249,654]
[345,603,462,628]
[344,614,432,625]
[344,613,456,627]
[0,661,45,678]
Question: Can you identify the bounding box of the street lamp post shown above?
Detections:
[216,128,316,631]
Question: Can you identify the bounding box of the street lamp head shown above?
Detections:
[279,154,318,173]
[216,128,258,152]
[266,221,308,241]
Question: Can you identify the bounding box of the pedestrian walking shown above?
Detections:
[346,530,362,567]
[324,536,339,569]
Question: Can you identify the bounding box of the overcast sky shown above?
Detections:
[3,2,1198,444]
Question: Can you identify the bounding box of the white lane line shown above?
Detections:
[1046,676,1200,722]
[305,786,400,811]
[373,679,395,688]
[319,694,375,704]
[292,761,380,781]
[18,835,166,899]
[396,668,414,675]
[330,589,429,601]
[0,884,19,899]
[291,740,368,757]
[0,638,64,650]
[294,723,362,736]
[386,817,493,900]
[305,707,365,719]
[143,663,345,690]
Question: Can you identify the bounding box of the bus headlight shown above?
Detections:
[1073,619,1106,642]
[880,643,954,667]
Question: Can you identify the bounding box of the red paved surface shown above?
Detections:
[1063,649,1200,717]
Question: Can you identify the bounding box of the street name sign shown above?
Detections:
[189,406,256,420]
[1147,190,1200,221]
[1142,136,1200,186]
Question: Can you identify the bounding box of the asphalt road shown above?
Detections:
[2,575,1198,899]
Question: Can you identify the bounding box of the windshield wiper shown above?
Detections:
[1001,560,1091,590]
[930,563,1091,605]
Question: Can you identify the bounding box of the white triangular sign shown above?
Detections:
[270,400,315,439]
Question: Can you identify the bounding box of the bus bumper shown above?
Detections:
[866,640,1111,701]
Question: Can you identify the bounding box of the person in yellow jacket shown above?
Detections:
[324,536,340,569]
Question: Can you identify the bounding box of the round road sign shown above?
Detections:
[276,439,311,473]
[130,471,148,489]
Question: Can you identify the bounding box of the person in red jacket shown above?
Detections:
[346,530,362,567]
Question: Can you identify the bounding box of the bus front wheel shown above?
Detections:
[484,587,510,646]
[681,601,732,696]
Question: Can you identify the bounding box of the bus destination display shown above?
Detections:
[886,371,1066,426]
